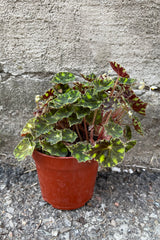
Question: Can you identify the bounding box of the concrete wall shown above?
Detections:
[0,0,160,167]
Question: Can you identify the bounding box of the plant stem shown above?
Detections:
[104,109,112,125]
[76,125,83,141]
[83,117,89,142]
[90,109,98,144]
[97,110,112,141]
[110,75,119,97]
[92,109,98,126]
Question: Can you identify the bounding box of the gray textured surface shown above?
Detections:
[0,0,160,166]
[0,157,160,240]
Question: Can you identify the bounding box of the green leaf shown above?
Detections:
[68,113,83,126]
[52,72,75,84]
[40,141,68,157]
[52,90,81,108]
[14,138,36,161]
[74,106,90,119]
[81,73,96,82]
[44,106,73,124]
[45,130,62,144]
[89,139,125,167]
[105,120,123,138]
[62,129,78,143]
[21,118,36,136]
[125,140,136,152]
[67,142,91,162]
[116,77,136,85]
[123,125,132,140]
[78,89,103,110]
[93,78,114,92]
[34,118,53,138]
[132,116,144,135]
[42,109,58,124]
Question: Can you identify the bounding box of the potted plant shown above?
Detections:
[14,62,148,210]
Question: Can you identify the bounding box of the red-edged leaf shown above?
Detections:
[132,116,143,135]
[110,62,130,78]
[42,89,54,99]
[123,87,147,115]
[80,73,96,82]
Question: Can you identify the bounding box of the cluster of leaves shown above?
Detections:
[14,62,148,167]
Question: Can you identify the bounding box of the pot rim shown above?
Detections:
[33,149,96,163]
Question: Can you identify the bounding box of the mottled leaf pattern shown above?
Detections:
[40,141,68,157]
[62,129,78,143]
[110,62,130,78]
[21,118,36,136]
[115,77,136,85]
[81,73,96,82]
[78,89,103,110]
[52,90,81,108]
[74,106,90,119]
[124,125,132,140]
[123,87,147,115]
[34,118,53,138]
[125,140,136,152]
[67,142,91,162]
[45,130,62,144]
[105,120,123,138]
[44,106,73,124]
[14,138,36,161]
[52,72,75,84]
[132,116,144,135]
[93,78,114,92]
[89,139,125,167]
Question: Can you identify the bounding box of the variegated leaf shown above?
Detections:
[125,140,136,152]
[43,105,73,124]
[89,139,125,167]
[62,129,78,143]
[21,118,36,136]
[45,129,62,144]
[81,73,96,82]
[52,72,75,84]
[40,141,68,157]
[93,78,114,92]
[78,89,103,110]
[132,116,144,135]
[67,142,91,162]
[123,87,147,115]
[123,125,132,140]
[14,138,36,161]
[34,118,54,138]
[116,77,136,85]
[52,90,81,108]
[110,62,130,78]
[105,120,123,138]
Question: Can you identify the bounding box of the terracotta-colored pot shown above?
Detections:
[32,150,98,210]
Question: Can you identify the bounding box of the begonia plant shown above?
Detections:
[14,62,147,167]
